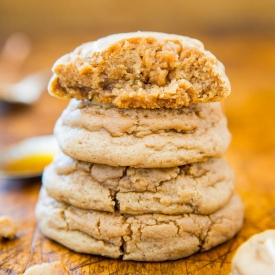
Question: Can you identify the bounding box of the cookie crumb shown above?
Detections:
[24,261,71,275]
[0,216,17,239]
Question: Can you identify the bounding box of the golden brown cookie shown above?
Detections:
[36,188,244,261]
[54,99,231,168]
[43,151,235,215]
[48,32,231,109]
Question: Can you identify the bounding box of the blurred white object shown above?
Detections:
[231,230,275,275]
[0,32,32,82]
[0,32,50,104]
[0,70,51,104]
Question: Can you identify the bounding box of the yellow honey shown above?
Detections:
[2,154,53,173]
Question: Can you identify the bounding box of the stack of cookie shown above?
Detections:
[35,32,244,261]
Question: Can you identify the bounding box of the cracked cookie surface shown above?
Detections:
[43,151,235,215]
[48,31,230,109]
[54,99,231,168]
[35,188,244,261]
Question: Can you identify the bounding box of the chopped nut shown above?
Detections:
[24,261,71,275]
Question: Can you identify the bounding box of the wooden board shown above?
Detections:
[1,33,275,275]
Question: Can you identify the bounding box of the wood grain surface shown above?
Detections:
[0,32,275,275]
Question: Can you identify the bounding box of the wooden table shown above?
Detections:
[0,32,275,275]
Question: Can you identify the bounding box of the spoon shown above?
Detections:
[0,70,51,104]
[0,33,51,104]
[0,135,58,179]
[0,32,32,83]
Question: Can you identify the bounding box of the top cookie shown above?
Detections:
[48,32,231,109]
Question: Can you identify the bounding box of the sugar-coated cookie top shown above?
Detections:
[77,31,204,54]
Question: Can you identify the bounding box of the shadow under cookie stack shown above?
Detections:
[36,32,244,261]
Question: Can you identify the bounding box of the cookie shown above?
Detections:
[54,99,231,168]
[36,188,243,261]
[231,230,275,275]
[48,31,230,109]
[43,151,235,215]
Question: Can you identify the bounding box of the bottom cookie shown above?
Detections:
[35,188,244,261]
